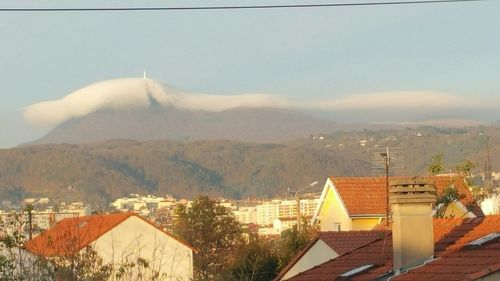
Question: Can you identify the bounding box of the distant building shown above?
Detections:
[257,201,280,226]
[111,194,172,212]
[254,197,320,231]
[0,202,92,236]
[277,200,297,219]
[233,206,257,225]
[273,218,297,233]
[480,188,500,215]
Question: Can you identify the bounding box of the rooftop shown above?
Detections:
[24,212,192,257]
[275,231,387,281]
[329,176,475,216]
[288,216,500,281]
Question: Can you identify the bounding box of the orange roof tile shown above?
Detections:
[393,216,500,281]
[275,231,387,281]
[288,216,500,281]
[24,212,193,257]
[330,176,474,216]
[318,231,386,256]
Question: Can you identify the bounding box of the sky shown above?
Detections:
[1,0,499,148]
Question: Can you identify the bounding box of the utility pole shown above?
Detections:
[296,194,301,233]
[381,148,390,226]
[485,135,493,191]
[293,181,319,233]
[25,204,34,240]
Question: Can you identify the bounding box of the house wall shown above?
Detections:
[442,201,475,218]
[281,240,338,280]
[91,216,193,281]
[480,194,500,215]
[319,183,352,231]
[351,218,381,230]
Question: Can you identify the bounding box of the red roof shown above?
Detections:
[275,231,387,281]
[330,176,474,216]
[318,231,387,256]
[288,216,500,281]
[25,212,192,257]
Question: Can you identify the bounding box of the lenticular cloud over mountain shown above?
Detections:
[23,77,495,128]
[23,78,290,127]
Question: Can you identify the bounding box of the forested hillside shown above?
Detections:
[1,126,498,205]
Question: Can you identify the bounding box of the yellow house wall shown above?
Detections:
[442,201,474,218]
[351,218,381,230]
[319,183,352,231]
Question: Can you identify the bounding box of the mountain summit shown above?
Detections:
[26,78,340,144]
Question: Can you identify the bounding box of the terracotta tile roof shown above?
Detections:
[274,231,387,281]
[318,231,386,256]
[392,216,500,281]
[288,216,500,281]
[289,237,393,281]
[330,176,474,216]
[24,212,193,257]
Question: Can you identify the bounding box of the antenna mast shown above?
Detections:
[485,135,492,188]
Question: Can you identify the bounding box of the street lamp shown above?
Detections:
[292,181,319,233]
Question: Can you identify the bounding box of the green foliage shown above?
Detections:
[428,153,445,175]
[435,185,464,218]
[0,214,53,281]
[221,235,279,281]
[455,159,476,177]
[114,257,164,281]
[53,246,112,281]
[173,196,244,281]
[276,219,316,269]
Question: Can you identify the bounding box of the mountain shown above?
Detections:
[31,106,342,144]
[3,126,500,205]
[391,118,484,128]
[24,78,487,145]
[25,77,349,144]
[1,139,371,205]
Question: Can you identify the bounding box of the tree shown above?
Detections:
[428,153,444,175]
[435,185,462,218]
[276,218,316,270]
[222,235,279,281]
[173,196,243,281]
[0,213,113,281]
[52,246,112,281]
[455,159,475,178]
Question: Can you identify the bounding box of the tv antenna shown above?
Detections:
[370,147,405,176]
[370,146,404,226]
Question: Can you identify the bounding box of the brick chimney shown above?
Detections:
[389,178,436,274]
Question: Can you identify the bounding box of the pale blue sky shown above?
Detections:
[1,0,499,147]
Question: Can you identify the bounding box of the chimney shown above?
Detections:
[389,178,436,274]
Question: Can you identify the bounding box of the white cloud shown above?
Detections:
[23,78,292,127]
[302,91,491,111]
[23,78,497,127]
